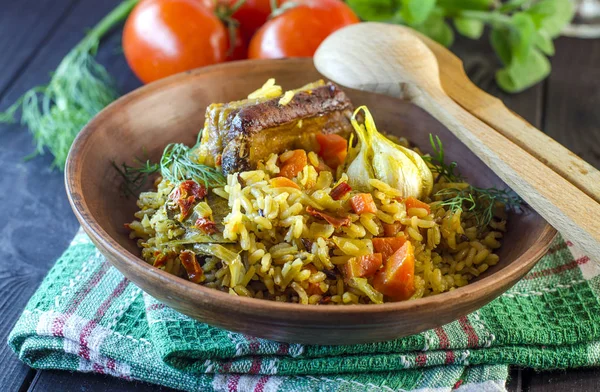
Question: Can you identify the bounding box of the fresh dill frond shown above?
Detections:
[435,186,524,226]
[160,142,226,188]
[0,0,139,169]
[112,158,160,197]
[423,134,464,183]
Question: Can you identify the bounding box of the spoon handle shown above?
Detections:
[415,32,600,205]
[397,83,600,260]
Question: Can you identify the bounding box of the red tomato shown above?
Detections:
[248,0,359,59]
[225,0,283,43]
[123,0,228,84]
[200,0,217,11]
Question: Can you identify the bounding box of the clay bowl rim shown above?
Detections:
[65,58,557,318]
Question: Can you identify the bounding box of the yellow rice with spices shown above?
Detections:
[128,147,507,305]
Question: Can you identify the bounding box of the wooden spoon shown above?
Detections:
[414,31,600,205]
[314,22,600,260]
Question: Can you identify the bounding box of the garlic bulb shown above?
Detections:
[346,106,433,199]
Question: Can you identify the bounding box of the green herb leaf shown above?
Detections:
[400,0,436,25]
[437,0,493,13]
[435,186,524,227]
[113,158,160,197]
[414,8,455,47]
[160,141,226,188]
[498,0,528,13]
[526,0,575,38]
[346,0,399,21]
[496,48,551,93]
[490,26,513,65]
[533,30,555,55]
[454,17,485,39]
[422,134,464,183]
[510,12,536,62]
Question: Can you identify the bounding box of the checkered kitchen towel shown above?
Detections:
[8,230,600,391]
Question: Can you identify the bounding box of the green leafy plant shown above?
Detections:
[346,0,575,93]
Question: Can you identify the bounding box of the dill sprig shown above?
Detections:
[160,142,226,188]
[0,0,140,169]
[423,134,464,183]
[435,186,524,227]
[113,131,225,195]
[112,158,160,197]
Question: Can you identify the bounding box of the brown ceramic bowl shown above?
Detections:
[65,58,556,345]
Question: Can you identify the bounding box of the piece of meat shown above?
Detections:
[197,81,354,174]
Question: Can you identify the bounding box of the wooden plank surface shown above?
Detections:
[0,2,598,391]
[0,0,79,96]
[0,0,136,390]
[0,0,86,388]
[545,37,600,168]
[28,370,178,392]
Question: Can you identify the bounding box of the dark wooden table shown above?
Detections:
[1,1,598,391]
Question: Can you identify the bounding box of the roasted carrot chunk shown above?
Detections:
[180,250,205,283]
[382,222,403,237]
[350,193,378,214]
[316,133,348,169]
[404,196,431,214]
[372,237,407,261]
[270,177,300,189]
[345,253,383,279]
[373,241,415,301]
[278,150,307,179]
[306,206,351,228]
[330,182,352,200]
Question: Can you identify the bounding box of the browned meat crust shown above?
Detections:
[198,82,354,174]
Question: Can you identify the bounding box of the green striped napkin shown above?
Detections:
[8,230,600,391]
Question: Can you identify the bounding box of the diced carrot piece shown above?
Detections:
[316,133,348,169]
[359,253,383,277]
[345,253,383,279]
[180,250,205,283]
[270,177,300,189]
[306,282,324,296]
[372,237,407,261]
[373,242,415,301]
[350,193,378,214]
[278,150,307,179]
[330,182,352,200]
[404,196,431,214]
[382,222,403,237]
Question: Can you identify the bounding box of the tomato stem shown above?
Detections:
[269,0,299,19]
[229,0,247,14]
